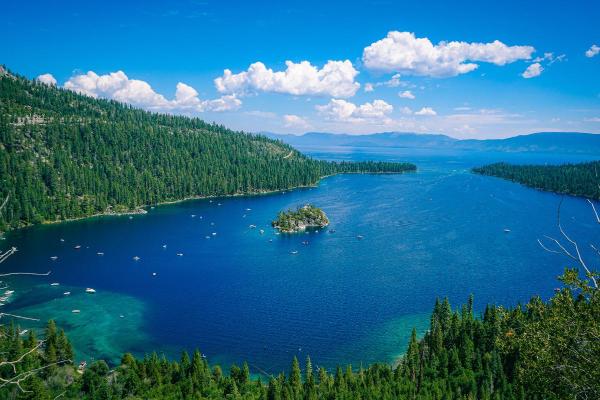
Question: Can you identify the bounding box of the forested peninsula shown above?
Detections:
[473,161,600,200]
[0,67,415,230]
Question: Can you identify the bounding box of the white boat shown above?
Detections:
[504,228,511,233]
[5,290,14,295]
[249,224,256,229]
[212,232,217,236]
[72,310,80,313]
[63,291,71,295]
[259,229,264,234]
[60,238,65,242]
[162,244,167,248]
[19,329,28,335]
[133,256,140,261]
[290,250,298,255]
[191,214,196,218]
[152,272,157,276]
[245,208,252,211]
[50,282,60,286]
[217,203,222,206]
[176,253,184,256]
[97,252,104,256]
[85,288,96,294]
[74,245,81,249]
[357,235,364,240]
[50,256,58,260]
[205,236,211,239]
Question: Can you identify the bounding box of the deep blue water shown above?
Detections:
[1,147,598,375]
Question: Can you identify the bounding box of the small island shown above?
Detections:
[272,204,329,233]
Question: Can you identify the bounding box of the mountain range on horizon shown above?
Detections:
[262,131,600,154]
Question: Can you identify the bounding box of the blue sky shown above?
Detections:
[2,0,599,138]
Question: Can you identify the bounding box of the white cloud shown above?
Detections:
[415,107,437,116]
[283,114,311,129]
[584,117,600,122]
[398,90,415,99]
[63,70,240,112]
[531,52,566,65]
[364,83,374,92]
[316,99,393,122]
[399,106,413,115]
[521,63,543,78]
[214,60,360,98]
[36,73,57,86]
[362,31,534,77]
[586,44,600,58]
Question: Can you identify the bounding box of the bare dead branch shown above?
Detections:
[538,198,598,289]
[0,270,51,277]
[588,199,600,224]
[0,313,40,322]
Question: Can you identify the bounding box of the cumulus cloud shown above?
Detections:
[283,114,311,129]
[214,60,360,98]
[316,99,393,122]
[362,31,534,77]
[415,107,437,116]
[364,83,374,92]
[63,70,240,112]
[586,44,600,58]
[521,63,543,78]
[36,73,57,85]
[398,90,415,99]
[532,52,566,64]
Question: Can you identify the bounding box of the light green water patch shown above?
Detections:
[3,283,155,366]
[328,313,431,371]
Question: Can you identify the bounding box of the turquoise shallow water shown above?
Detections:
[1,146,598,374]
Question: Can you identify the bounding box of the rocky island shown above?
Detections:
[272,204,329,233]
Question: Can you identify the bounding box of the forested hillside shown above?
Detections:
[1,268,598,399]
[0,68,415,230]
[473,161,600,200]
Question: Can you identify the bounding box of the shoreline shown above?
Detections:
[2,170,414,234]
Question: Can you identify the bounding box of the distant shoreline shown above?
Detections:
[5,170,414,232]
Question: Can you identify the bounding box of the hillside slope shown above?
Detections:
[0,69,414,229]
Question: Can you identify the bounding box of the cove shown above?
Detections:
[1,146,597,374]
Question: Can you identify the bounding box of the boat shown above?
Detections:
[5,290,14,295]
[60,238,65,242]
[120,314,125,318]
[50,256,58,260]
[162,244,167,248]
[177,253,184,256]
[128,216,133,220]
[72,309,80,313]
[191,214,196,218]
[85,288,96,293]
[205,236,211,239]
[302,241,309,245]
[249,224,256,229]
[290,250,298,255]
[19,329,28,335]
[259,229,264,234]
[357,235,364,240]
[133,256,140,261]
[97,252,104,256]
[74,245,81,249]
[504,228,511,233]
[152,272,157,276]
[212,232,217,236]
[63,291,71,295]
[50,282,60,286]
[217,203,222,206]
[245,208,252,211]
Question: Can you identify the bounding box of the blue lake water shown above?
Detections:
[1,146,598,375]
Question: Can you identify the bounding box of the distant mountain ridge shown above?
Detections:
[263,131,600,154]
